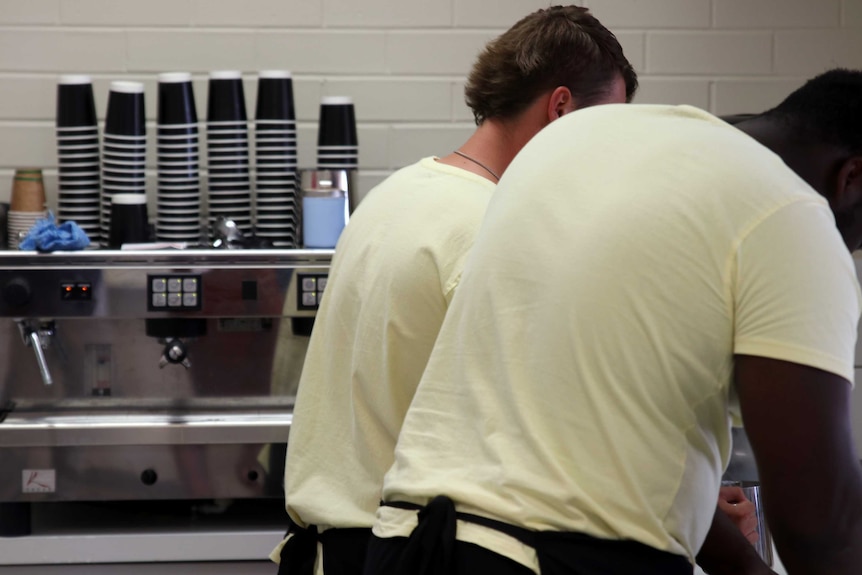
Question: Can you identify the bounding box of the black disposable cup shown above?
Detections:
[255,138,296,149]
[256,192,296,200]
[256,169,297,178]
[208,173,250,183]
[109,193,149,247]
[56,75,97,128]
[157,217,200,225]
[103,177,145,186]
[57,147,99,159]
[103,144,147,158]
[207,71,247,123]
[158,72,198,126]
[256,211,297,219]
[207,164,249,174]
[158,158,200,167]
[157,134,199,145]
[255,71,296,122]
[209,199,251,207]
[58,172,100,183]
[209,213,252,222]
[58,163,100,174]
[102,183,146,194]
[257,157,298,167]
[105,81,146,137]
[158,126,199,139]
[208,152,249,162]
[158,196,200,205]
[104,147,147,159]
[57,182,101,192]
[258,183,298,191]
[157,147,199,160]
[317,96,357,147]
[156,210,199,218]
[255,121,296,132]
[103,132,146,143]
[258,203,299,212]
[206,126,248,137]
[207,145,249,159]
[56,130,99,142]
[257,191,298,200]
[158,167,199,178]
[208,189,251,199]
[256,172,297,181]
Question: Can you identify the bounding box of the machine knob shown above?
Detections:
[140,469,158,486]
[167,342,185,362]
[3,277,32,307]
[159,338,191,369]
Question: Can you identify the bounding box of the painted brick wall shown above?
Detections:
[1,0,861,204]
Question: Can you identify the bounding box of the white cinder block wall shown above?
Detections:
[2,0,862,206]
[2,1,862,450]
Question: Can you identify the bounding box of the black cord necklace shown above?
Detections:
[453,150,500,181]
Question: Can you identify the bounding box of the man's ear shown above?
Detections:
[546,86,574,122]
[834,156,862,208]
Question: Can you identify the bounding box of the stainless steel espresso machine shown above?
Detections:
[0,249,331,538]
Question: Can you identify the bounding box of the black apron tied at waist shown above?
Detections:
[277,518,319,575]
[391,495,458,575]
[382,498,693,575]
[277,515,372,575]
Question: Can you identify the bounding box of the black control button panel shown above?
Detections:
[61,282,92,301]
[148,274,202,311]
[297,273,328,310]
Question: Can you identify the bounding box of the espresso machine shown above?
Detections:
[0,249,331,537]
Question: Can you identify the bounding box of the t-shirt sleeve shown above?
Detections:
[733,199,861,384]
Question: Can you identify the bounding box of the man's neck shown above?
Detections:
[734,116,835,197]
[439,99,550,183]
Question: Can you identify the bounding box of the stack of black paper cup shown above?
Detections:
[254,71,298,248]
[56,75,101,243]
[101,81,147,247]
[156,72,201,243]
[206,71,252,237]
[317,96,358,170]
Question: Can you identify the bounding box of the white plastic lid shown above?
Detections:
[259,70,292,79]
[110,81,145,94]
[209,71,242,80]
[59,75,92,85]
[321,96,353,105]
[158,72,192,83]
[110,193,147,205]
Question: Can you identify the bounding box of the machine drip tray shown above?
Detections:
[30,498,288,535]
[0,499,289,565]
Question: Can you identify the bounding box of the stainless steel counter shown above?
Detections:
[0,499,286,567]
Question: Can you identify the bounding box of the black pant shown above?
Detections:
[363,497,693,575]
[364,535,534,575]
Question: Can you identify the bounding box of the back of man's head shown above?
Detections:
[761,68,862,154]
[464,5,638,125]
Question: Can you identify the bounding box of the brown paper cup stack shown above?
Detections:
[10,169,46,211]
[8,169,48,249]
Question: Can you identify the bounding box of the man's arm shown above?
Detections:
[696,501,775,575]
[735,355,862,575]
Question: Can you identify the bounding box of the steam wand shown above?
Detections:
[15,319,54,386]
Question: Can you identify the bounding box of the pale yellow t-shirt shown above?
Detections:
[376,105,861,568]
[282,157,495,534]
